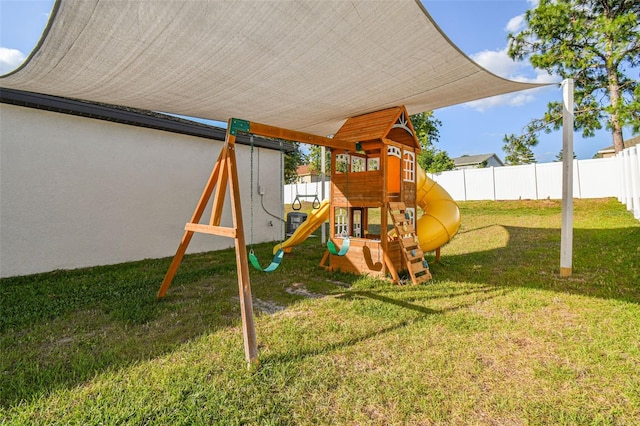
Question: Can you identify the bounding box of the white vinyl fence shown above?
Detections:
[617,146,640,220]
[284,152,640,220]
[427,157,619,201]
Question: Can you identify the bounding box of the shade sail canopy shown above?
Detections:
[1,0,544,136]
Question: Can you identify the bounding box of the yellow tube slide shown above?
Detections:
[415,166,461,252]
[273,199,330,254]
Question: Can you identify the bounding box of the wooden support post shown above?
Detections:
[156,122,258,366]
[383,250,400,284]
[210,151,229,227]
[225,134,259,365]
[560,79,574,277]
[157,148,227,299]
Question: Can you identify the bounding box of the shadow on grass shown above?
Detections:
[261,285,507,365]
[430,225,640,304]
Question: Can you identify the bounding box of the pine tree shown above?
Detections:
[505,0,639,154]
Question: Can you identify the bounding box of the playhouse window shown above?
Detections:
[403,151,415,182]
[334,207,349,237]
[351,155,366,172]
[335,154,349,173]
[387,146,401,158]
[353,210,362,238]
[367,157,380,171]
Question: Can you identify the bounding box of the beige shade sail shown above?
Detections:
[1,0,544,136]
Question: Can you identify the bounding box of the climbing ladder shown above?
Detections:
[388,202,432,285]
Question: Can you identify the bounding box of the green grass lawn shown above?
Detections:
[1,198,639,424]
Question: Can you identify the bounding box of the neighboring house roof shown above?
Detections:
[0,88,293,152]
[296,165,318,176]
[597,135,640,155]
[453,153,504,168]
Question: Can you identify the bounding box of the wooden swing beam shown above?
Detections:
[157,118,356,365]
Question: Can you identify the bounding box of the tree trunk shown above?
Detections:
[607,56,625,153]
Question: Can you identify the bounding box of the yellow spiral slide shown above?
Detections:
[274,166,460,254]
[415,166,461,252]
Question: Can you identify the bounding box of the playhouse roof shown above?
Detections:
[334,106,421,150]
[0,0,545,137]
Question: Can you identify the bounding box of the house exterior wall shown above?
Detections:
[486,156,503,168]
[296,174,321,184]
[453,154,504,170]
[0,104,283,277]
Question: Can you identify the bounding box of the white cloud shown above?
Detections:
[472,47,558,84]
[464,91,537,112]
[464,47,559,111]
[0,47,26,75]
[472,48,522,79]
[465,0,550,111]
[505,14,525,33]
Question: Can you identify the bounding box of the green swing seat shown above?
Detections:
[327,237,350,256]
[249,248,285,272]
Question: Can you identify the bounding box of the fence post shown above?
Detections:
[560,79,574,277]
[574,159,582,199]
[533,163,539,200]
[616,152,623,203]
[629,146,640,219]
[463,169,468,201]
[636,147,640,219]
[491,167,496,200]
[624,148,634,212]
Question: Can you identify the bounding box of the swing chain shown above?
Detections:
[279,140,285,246]
[249,135,255,249]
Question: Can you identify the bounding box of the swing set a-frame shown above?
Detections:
[157,118,358,365]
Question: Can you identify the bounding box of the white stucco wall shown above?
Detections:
[0,104,283,277]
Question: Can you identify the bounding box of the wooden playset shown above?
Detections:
[157,105,451,364]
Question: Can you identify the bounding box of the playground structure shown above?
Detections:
[155,105,460,364]
[0,0,547,368]
[277,106,460,285]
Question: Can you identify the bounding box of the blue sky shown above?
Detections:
[1,0,635,162]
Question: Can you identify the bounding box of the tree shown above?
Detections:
[306,144,330,176]
[555,150,577,162]
[410,112,455,173]
[506,0,640,154]
[503,134,537,165]
[283,142,306,184]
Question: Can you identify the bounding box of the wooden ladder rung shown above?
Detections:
[410,261,427,274]
[407,251,424,262]
[392,212,408,223]
[397,224,415,235]
[402,237,418,248]
[414,272,433,284]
